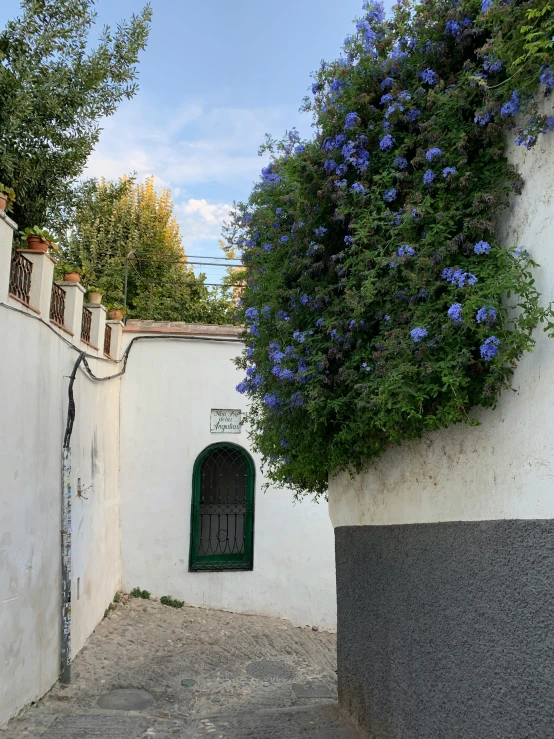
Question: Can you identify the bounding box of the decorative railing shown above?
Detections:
[104,324,112,356]
[9,250,32,305]
[50,283,66,326]
[81,306,92,343]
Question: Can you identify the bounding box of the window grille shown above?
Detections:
[50,283,66,325]
[104,324,112,356]
[9,250,32,305]
[190,443,255,571]
[81,306,92,343]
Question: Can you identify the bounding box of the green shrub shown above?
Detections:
[229,0,554,497]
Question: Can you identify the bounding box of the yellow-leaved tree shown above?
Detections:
[62,175,236,323]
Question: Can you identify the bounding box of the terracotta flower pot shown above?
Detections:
[64,272,81,283]
[27,236,49,253]
[108,309,124,321]
[88,291,102,305]
[0,193,8,211]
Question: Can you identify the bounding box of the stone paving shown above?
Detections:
[1,596,361,738]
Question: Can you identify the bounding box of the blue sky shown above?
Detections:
[1,0,369,282]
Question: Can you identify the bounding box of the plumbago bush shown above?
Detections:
[227,0,554,498]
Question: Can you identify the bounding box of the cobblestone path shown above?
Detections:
[2,597,361,738]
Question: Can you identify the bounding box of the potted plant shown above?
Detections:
[62,266,82,283]
[0,184,16,213]
[86,286,103,305]
[108,305,126,321]
[20,226,59,254]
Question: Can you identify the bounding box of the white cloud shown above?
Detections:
[84,95,302,191]
[177,199,232,252]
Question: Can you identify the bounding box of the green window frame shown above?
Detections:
[189,442,255,572]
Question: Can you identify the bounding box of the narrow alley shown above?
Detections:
[2,596,361,738]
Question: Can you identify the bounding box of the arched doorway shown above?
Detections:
[189,443,255,571]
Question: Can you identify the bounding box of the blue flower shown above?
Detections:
[280,235,289,243]
[324,159,338,174]
[384,315,391,322]
[361,362,371,371]
[261,164,281,185]
[236,380,248,394]
[263,243,272,252]
[277,311,290,321]
[300,294,310,306]
[380,93,394,105]
[474,109,492,126]
[393,156,408,170]
[442,166,457,178]
[383,187,397,202]
[380,77,395,89]
[474,240,491,255]
[316,318,324,328]
[351,182,366,194]
[426,147,443,162]
[336,163,348,176]
[294,144,306,154]
[330,329,342,343]
[481,0,492,11]
[480,336,500,360]
[379,134,395,150]
[500,90,520,118]
[398,244,416,257]
[420,68,439,85]
[264,393,281,408]
[423,169,435,185]
[476,306,497,324]
[407,109,422,122]
[445,19,460,35]
[540,66,554,88]
[484,55,502,74]
[335,179,347,189]
[290,391,304,407]
[447,303,463,323]
[344,112,359,129]
[442,268,478,287]
[314,226,328,238]
[311,82,322,95]
[244,307,258,324]
[514,245,529,258]
[330,78,344,94]
[344,235,353,245]
[410,327,428,342]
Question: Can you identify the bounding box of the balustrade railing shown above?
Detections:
[9,250,32,305]
[50,283,66,326]
[104,324,112,356]
[81,306,92,343]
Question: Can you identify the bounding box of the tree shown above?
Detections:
[0,0,152,230]
[64,175,236,323]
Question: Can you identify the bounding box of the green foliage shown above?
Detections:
[160,595,184,609]
[0,0,151,230]
[0,183,16,207]
[113,592,121,603]
[229,0,554,498]
[62,175,237,323]
[20,226,58,245]
[130,587,150,599]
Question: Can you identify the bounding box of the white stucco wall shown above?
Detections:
[329,108,554,528]
[0,226,121,726]
[118,330,337,631]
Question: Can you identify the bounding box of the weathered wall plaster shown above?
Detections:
[0,294,121,727]
[118,330,337,631]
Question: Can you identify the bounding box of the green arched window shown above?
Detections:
[189,443,255,571]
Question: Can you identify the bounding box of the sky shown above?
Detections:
[1,0,369,283]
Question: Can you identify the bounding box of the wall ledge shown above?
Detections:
[123,320,244,338]
[0,210,18,231]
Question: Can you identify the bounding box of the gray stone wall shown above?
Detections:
[335,520,554,738]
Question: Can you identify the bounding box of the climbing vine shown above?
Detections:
[227,0,554,498]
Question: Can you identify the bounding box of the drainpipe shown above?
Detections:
[61,352,85,684]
